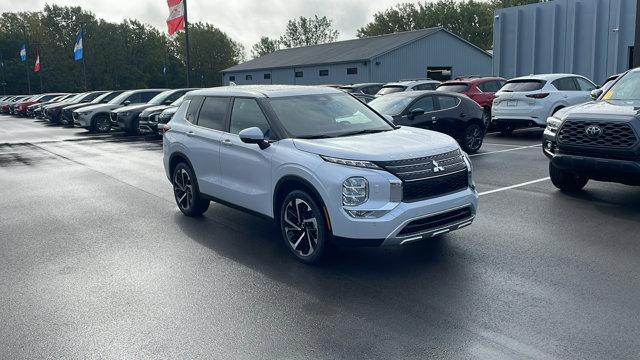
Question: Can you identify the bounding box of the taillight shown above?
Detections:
[526,93,550,99]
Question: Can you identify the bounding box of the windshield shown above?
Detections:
[500,80,546,92]
[267,93,394,139]
[108,91,134,105]
[376,86,407,96]
[603,71,640,104]
[91,92,111,104]
[368,95,416,116]
[148,90,174,105]
[65,93,86,103]
[436,84,469,93]
[171,95,185,106]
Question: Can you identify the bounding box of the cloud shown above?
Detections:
[1,0,422,51]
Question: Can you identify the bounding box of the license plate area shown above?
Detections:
[507,100,518,107]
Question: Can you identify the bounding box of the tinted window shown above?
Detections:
[185,97,201,123]
[100,91,123,103]
[140,91,162,103]
[552,77,578,91]
[125,93,143,104]
[409,96,435,112]
[230,98,271,138]
[437,96,460,109]
[501,80,546,92]
[479,81,501,92]
[197,97,229,131]
[415,83,437,90]
[319,70,329,77]
[437,84,469,93]
[369,95,416,116]
[575,77,596,91]
[362,85,382,95]
[347,68,358,75]
[376,86,406,96]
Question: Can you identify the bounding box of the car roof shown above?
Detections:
[343,83,384,88]
[444,76,505,85]
[379,90,457,98]
[383,79,440,87]
[188,85,343,98]
[508,74,588,82]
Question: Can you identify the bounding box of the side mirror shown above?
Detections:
[123,100,131,106]
[408,108,425,119]
[239,127,270,150]
[590,89,603,100]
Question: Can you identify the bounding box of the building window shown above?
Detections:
[295,71,304,78]
[246,75,253,81]
[229,76,235,81]
[347,67,358,75]
[319,70,329,77]
[264,73,271,80]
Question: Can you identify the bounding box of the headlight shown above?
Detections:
[546,117,562,132]
[342,177,369,206]
[321,155,381,170]
[463,152,476,190]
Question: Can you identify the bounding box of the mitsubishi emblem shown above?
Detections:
[432,160,445,173]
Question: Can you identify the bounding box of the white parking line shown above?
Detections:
[479,177,551,196]
[483,142,530,147]
[470,144,541,157]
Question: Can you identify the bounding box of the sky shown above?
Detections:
[1,0,424,54]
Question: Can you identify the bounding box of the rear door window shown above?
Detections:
[197,97,230,131]
[408,96,435,112]
[501,80,546,92]
[437,96,460,110]
[552,78,579,91]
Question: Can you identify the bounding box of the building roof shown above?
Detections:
[223,27,476,73]
[188,85,343,98]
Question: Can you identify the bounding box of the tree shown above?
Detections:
[279,15,339,48]
[251,36,280,58]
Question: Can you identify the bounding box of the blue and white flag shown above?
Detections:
[19,44,26,61]
[74,32,83,60]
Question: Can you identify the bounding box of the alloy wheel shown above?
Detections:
[174,168,193,210]
[96,117,110,133]
[283,198,319,257]
[465,125,483,152]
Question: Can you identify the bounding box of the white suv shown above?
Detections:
[492,74,597,135]
[163,85,478,263]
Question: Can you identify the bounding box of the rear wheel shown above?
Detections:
[172,162,210,216]
[549,162,588,192]
[461,123,484,154]
[92,114,111,133]
[280,190,328,264]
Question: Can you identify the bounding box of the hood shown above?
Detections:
[75,103,120,113]
[114,103,152,114]
[141,105,170,116]
[62,102,93,111]
[292,126,459,162]
[44,101,75,110]
[556,100,640,122]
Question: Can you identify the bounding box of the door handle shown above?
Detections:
[222,139,233,146]
[186,131,195,137]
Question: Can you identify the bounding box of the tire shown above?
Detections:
[549,162,588,192]
[172,162,210,217]
[482,107,491,128]
[461,123,484,154]
[92,114,111,133]
[279,190,329,264]
[59,115,70,126]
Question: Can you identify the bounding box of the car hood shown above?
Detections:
[292,126,459,162]
[75,103,120,113]
[62,102,93,111]
[556,100,640,122]
[113,103,152,114]
[140,105,170,116]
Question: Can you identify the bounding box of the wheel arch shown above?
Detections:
[273,175,331,232]
[168,152,197,180]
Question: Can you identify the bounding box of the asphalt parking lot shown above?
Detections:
[1,115,639,359]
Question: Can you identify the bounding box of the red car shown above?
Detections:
[436,77,506,126]
[13,93,66,116]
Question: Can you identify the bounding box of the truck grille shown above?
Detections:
[558,120,638,148]
[377,149,469,202]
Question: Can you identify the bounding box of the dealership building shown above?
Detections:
[221,27,493,86]
[493,0,639,84]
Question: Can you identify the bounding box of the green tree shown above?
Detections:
[251,36,280,58]
[279,15,339,48]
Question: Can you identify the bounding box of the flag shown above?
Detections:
[74,32,83,60]
[33,51,40,72]
[166,0,185,35]
[20,44,27,62]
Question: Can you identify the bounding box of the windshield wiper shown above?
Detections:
[336,129,390,137]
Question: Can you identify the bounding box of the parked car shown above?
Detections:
[13,93,66,117]
[8,95,35,115]
[1,96,27,113]
[138,95,186,135]
[340,83,384,95]
[351,93,376,104]
[376,80,441,97]
[73,89,166,133]
[369,91,486,153]
[543,68,640,191]
[436,77,506,127]
[492,74,597,135]
[59,91,118,125]
[111,88,193,134]
[43,93,86,122]
[35,94,75,119]
[163,85,478,263]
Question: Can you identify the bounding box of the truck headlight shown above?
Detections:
[342,177,369,206]
[546,117,562,132]
[463,152,476,190]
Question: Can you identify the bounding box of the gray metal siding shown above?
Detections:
[494,0,637,84]
[370,30,493,82]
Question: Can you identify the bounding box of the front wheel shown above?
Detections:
[280,190,328,264]
[92,114,111,133]
[549,162,588,192]
[460,123,484,154]
[172,162,210,216]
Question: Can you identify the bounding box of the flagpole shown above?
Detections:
[22,25,31,94]
[81,22,88,91]
[183,0,191,87]
[0,51,6,95]
[37,45,42,93]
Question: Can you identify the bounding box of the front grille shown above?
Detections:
[397,206,473,237]
[558,120,638,148]
[110,112,118,123]
[377,149,469,202]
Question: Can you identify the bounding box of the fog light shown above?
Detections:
[346,209,389,219]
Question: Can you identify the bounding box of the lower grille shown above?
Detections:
[402,170,469,202]
[558,120,638,148]
[398,206,473,237]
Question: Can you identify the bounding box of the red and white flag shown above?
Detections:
[33,51,41,72]
[166,0,185,35]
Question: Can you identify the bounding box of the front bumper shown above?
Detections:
[73,112,91,128]
[138,115,159,134]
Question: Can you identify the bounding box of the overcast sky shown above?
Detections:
[3,0,424,53]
